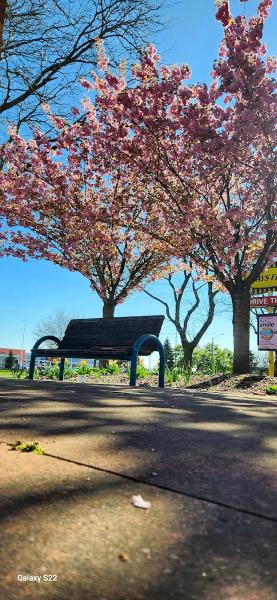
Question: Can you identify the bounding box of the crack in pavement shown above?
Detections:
[2,440,277,524]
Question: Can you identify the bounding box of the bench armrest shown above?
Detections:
[32,336,61,351]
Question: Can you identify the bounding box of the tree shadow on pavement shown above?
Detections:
[0,379,277,600]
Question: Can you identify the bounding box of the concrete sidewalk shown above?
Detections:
[0,379,277,600]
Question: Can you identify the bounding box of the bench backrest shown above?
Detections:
[59,315,164,356]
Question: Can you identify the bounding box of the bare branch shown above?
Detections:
[0,0,167,137]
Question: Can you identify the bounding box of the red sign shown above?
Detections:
[250,296,277,308]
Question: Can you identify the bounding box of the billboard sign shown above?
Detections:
[251,267,277,290]
[257,315,277,350]
[250,296,277,308]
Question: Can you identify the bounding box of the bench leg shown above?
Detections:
[129,352,138,387]
[29,352,36,380]
[59,358,65,381]
[158,354,165,388]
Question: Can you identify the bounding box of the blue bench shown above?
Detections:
[29,315,165,387]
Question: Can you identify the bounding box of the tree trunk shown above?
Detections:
[180,340,194,368]
[102,301,116,319]
[100,301,116,367]
[231,286,250,374]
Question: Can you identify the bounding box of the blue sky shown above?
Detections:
[0,0,276,354]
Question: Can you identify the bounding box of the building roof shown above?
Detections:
[0,348,26,357]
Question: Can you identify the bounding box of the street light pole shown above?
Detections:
[20,321,27,368]
[211,334,223,375]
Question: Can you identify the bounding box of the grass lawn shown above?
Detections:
[0,370,13,378]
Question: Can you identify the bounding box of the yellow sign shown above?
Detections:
[251,267,277,289]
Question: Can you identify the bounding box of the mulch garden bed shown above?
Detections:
[40,372,277,396]
[186,374,277,396]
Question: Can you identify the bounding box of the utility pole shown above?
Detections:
[268,292,275,378]
[20,320,27,368]
[0,0,7,56]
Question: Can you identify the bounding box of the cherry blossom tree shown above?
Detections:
[77,0,275,373]
[0,123,168,317]
[189,0,276,373]
[1,0,276,373]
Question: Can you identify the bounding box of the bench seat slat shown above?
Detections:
[58,316,164,354]
[33,316,164,358]
[34,347,154,358]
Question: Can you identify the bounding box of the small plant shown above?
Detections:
[165,367,181,385]
[127,364,150,379]
[165,369,174,385]
[165,366,192,385]
[136,364,150,378]
[63,365,76,379]
[90,367,102,378]
[40,364,60,379]
[11,440,45,454]
[104,360,120,375]
[12,368,28,379]
[36,362,77,379]
[182,366,193,385]
[265,385,277,395]
[76,361,93,375]
[33,367,41,379]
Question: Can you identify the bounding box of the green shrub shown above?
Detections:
[136,364,150,378]
[89,367,102,378]
[127,364,150,379]
[165,366,193,386]
[105,361,120,375]
[33,367,40,379]
[165,367,181,385]
[40,364,60,379]
[265,385,277,395]
[76,362,93,375]
[181,366,193,385]
[191,344,233,375]
[12,368,28,379]
[36,363,76,379]
[165,369,174,385]
[63,366,76,379]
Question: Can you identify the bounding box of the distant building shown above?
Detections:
[0,348,26,368]
[24,353,97,368]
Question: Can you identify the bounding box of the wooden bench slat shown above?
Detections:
[59,316,164,353]
[33,316,164,358]
[35,347,156,358]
